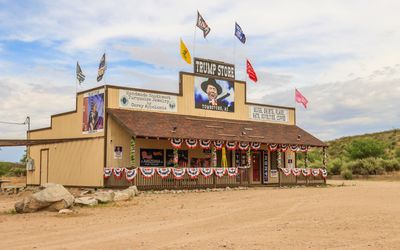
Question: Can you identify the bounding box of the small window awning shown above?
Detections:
[107,108,327,147]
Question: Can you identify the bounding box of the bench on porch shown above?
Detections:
[1,185,24,194]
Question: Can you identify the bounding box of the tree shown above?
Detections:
[345,138,386,160]
[20,149,27,163]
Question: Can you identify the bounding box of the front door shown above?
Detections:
[252,152,261,182]
[40,149,49,186]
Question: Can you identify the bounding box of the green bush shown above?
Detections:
[327,158,342,175]
[341,169,353,180]
[345,138,386,160]
[345,158,385,175]
[379,158,400,172]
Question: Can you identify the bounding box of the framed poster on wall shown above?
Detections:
[140,149,164,167]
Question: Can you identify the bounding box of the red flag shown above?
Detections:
[246,59,258,82]
[295,89,308,109]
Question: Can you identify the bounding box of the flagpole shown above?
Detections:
[233,20,236,68]
[75,61,78,95]
[193,12,197,59]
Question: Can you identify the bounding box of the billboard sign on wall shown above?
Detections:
[82,89,104,134]
[119,89,177,113]
[194,76,234,112]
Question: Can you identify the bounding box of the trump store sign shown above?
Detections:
[194,58,235,80]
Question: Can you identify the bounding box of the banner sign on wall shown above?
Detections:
[249,106,289,123]
[166,149,188,167]
[114,146,122,160]
[194,76,234,112]
[119,90,177,113]
[194,58,235,80]
[140,149,164,167]
[263,151,269,183]
[82,89,104,134]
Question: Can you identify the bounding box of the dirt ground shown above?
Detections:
[0,180,399,250]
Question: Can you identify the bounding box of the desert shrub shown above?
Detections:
[345,158,384,175]
[345,138,386,160]
[379,158,400,172]
[9,167,26,177]
[395,148,400,158]
[341,169,353,180]
[327,158,342,175]
[308,160,322,169]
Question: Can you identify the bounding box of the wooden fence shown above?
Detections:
[278,172,326,186]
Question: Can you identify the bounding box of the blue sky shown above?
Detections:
[1,0,400,162]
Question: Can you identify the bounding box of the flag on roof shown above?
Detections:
[246,59,258,82]
[295,88,308,109]
[180,38,192,64]
[234,22,246,44]
[97,53,106,82]
[76,62,85,84]
[196,11,211,38]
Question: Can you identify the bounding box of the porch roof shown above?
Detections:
[107,108,327,147]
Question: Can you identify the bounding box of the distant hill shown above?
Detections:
[0,161,25,177]
[327,129,400,159]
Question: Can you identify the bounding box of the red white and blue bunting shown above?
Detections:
[251,142,261,150]
[200,140,211,149]
[125,168,137,181]
[311,168,321,177]
[280,144,288,152]
[238,142,249,151]
[289,145,299,152]
[268,144,278,152]
[187,168,200,179]
[201,167,213,178]
[299,145,309,152]
[292,168,301,176]
[156,167,171,178]
[171,138,183,149]
[140,167,156,178]
[320,168,328,178]
[104,168,113,179]
[281,168,292,176]
[185,139,198,149]
[172,168,186,179]
[227,167,238,177]
[213,140,224,150]
[113,168,125,180]
[226,141,237,150]
[214,168,226,178]
[301,168,311,177]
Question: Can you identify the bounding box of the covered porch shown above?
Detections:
[104,109,327,189]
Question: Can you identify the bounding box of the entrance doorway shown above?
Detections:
[252,151,261,183]
[40,149,49,186]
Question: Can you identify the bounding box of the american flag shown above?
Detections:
[76,62,85,84]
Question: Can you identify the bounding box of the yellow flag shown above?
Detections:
[221,146,228,168]
[180,38,191,64]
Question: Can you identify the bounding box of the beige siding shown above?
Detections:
[106,117,131,168]
[107,73,295,125]
[27,138,104,187]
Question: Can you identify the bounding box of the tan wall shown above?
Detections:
[29,89,105,140]
[107,73,295,125]
[27,138,104,187]
[106,117,131,168]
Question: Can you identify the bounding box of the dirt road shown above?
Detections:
[1,180,399,249]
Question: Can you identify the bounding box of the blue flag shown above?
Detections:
[235,22,246,44]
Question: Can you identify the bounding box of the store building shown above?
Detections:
[27,58,327,189]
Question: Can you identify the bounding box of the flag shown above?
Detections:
[246,59,258,82]
[97,53,106,82]
[234,22,246,44]
[76,62,85,84]
[180,38,191,64]
[196,11,211,38]
[295,89,308,109]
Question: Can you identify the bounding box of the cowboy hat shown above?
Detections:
[200,78,222,95]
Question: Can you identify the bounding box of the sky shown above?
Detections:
[0,0,399,162]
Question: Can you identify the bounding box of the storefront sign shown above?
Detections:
[140,149,164,167]
[194,76,235,112]
[82,89,105,134]
[114,146,122,160]
[249,106,289,123]
[119,90,177,112]
[194,58,235,80]
[270,169,278,178]
[263,151,268,183]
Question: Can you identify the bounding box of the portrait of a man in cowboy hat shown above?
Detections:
[194,77,234,112]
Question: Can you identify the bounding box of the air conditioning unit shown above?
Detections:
[26,158,35,171]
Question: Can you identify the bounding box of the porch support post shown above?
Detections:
[304,151,308,168]
[323,147,327,168]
